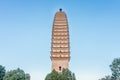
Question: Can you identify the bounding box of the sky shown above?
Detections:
[0,0,120,80]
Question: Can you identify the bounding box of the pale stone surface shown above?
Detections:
[51,10,70,72]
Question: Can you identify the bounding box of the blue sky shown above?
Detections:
[0,0,120,80]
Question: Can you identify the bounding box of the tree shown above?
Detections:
[25,74,30,80]
[99,58,120,80]
[72,73,76,80]
[99,75,111,80]
[0,65,6,80]
[45,70,60,80]
[4,68,30,80]
[62,68,72,80]
[45,68,76,80]
[110,58,120,80]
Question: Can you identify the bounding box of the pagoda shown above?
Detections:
[51,9,70,72]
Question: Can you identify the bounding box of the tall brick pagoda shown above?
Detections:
[51,9,70,72]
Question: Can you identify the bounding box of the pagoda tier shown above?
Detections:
[51,11,70,59]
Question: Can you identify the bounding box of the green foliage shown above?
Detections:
[4,68,30,80]
[0,65,6,80]
[99,75,111,80]
[110,58,120,80]
[72,73,76,80]
[25,74,30,80]
[45,69,76,80]
[99,58,120,80]
[45,70,59,80]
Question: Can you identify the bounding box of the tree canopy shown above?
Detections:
[99,58,120,80]
[0,65,6,80]
[4,68,30,80]
[110,58,120,80]
[99,75,111,80]
[45,68,76,80]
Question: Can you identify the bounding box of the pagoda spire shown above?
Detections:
[59,8,62,12]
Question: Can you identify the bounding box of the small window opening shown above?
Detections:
[59,66,62,71]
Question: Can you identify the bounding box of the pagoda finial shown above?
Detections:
[59,8,62,12]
